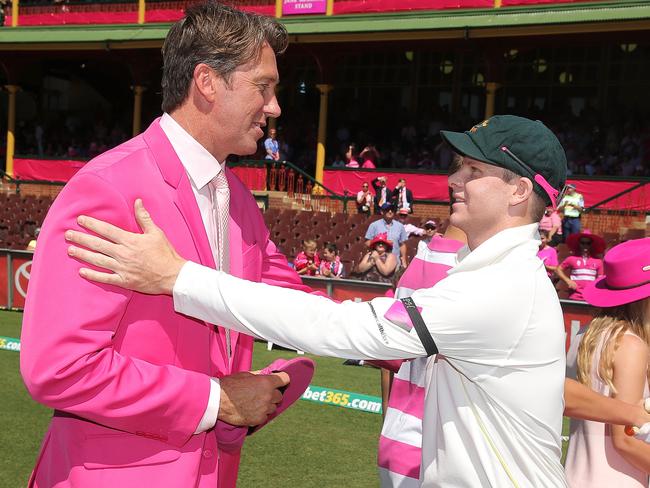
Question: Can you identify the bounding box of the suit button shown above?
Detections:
[202,450,213,459]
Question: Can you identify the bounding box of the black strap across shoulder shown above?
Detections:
[400,297,438,357]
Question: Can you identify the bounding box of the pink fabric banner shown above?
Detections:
[323,169,650,211]
[324,169,450,201]
[334,0,491,14]
[566,179,649,212]
[14,158,86,183]
[9,4,273,26]
[501,0,592,5]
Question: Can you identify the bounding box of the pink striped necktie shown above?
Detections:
[209,170,231,356]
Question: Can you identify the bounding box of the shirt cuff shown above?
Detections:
[194,377,221,434]
[174,261,204,311]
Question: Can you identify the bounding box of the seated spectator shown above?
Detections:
[345,143,360,168]
[365,203,408,268]
[26,227,40,252]
[294,239,321,276]
[331,154,346,168]
[356,182,373,215]
[319,242,344,278]
[539,207,563,246]
[396,209,423,237]
[355,233,397,283]
[537,230,558,280]
[556,231,605,301]
[360,145,379,169]
[417,220,439,254]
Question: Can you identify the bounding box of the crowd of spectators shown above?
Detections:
[10,108,650,178]
[328,110,650,177]
[13,118,128,160]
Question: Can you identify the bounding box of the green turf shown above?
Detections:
[1,311,571,487]
[0,312,382,487]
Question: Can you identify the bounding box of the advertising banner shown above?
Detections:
[0,252,33,309]
[301,385,383,414]
[282,0,327,15]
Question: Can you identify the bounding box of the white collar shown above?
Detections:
[160,113,222,190]
[451,223,540,274]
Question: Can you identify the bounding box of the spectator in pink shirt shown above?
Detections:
[360,145,379,169]
[537,230,558,279]
[557,231,605,301]
[539,207,562,246]
[345,143,360,168]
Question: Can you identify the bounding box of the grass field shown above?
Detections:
[0,311,383,487]
[1,311,569,487]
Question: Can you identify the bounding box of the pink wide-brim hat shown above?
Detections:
[215,356,315,452]
[582,237,650,307]
[566,230,606,257]
[248,356,315,434]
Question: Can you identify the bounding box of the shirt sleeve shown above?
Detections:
[365,222,376,240]
[399,226,408,244]
[194,378,221,433]
[173,261,531,364]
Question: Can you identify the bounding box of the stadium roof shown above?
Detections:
[0,0,649,50]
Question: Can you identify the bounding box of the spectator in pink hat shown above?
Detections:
[565,238,650,487]
[556,230,605,301]
[356,233,397,283]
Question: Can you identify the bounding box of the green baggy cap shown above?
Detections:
[440,115,567,206]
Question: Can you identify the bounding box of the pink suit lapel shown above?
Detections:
[142,119,231,373]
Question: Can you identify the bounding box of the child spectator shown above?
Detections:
[537,229,559,279]
[557,231,605,301]
[565,238,650,487]
[319,242,344,278]
[294,239,321,276]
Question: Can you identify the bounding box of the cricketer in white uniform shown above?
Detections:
[67,115,570,487]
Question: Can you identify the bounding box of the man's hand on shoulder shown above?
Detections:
[218,371,289,426]
[66,199,186,295]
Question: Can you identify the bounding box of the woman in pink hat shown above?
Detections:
[565,238,650,487]
[556,230,605,301]
[356,233,397,283]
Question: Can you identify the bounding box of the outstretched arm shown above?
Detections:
[564,378,649,427]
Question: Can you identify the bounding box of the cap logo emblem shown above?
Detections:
[469,119,489,133]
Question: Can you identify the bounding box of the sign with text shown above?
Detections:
[282,0,326,15]
[0,252,33,309]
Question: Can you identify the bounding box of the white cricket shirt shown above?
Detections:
[173,223,568,487]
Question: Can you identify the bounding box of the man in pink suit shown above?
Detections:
[20,4,307,487]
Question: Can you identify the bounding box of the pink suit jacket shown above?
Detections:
[20,119,311,488]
